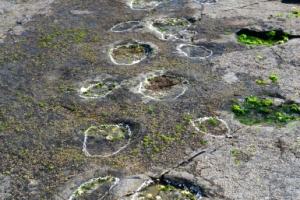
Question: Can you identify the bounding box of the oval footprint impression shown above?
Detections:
[83,124,132,157]
[177,44,213,59]
[110,21,140,32]
[139,73,189,101]
[109,42,153,65]
[130,0,162,10]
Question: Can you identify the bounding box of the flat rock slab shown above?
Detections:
[174,111,300,199]
[1,0,300,199]
[0,0,57,42]
[0,175,12,199]
[109,174,152,198]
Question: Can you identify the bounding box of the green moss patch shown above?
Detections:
[236,29,290,46]
[269,74,278,83]
[231,95,300,125]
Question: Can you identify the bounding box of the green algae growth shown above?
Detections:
[232,95,300,126]
[237,30,289,46]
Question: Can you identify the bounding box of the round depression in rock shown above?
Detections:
[130,0,162,10]
[191,117,230,138]
[83,124,132,157]
[69,176,119,200]
[109,42,152,65]
[177,44,213,59]
[139,74,189,101]
[79,81,119,99]
[150,18,191,40]
[125,180,201,200]
[110,21,140,32]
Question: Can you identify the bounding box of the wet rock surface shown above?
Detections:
[1,0,300,199]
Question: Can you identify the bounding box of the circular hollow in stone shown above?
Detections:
[125,179,202,200]
[109,42,152,65]
[139,74,189,101]
[69,176,119,200]
[191,117,230,138]
[150,18,191,40]
[130,0,162,10]
[83,124,132,157]
[110,21,140,32]
[79,81,119,99]
[177,44,213,59]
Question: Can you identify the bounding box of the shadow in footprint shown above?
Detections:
[282,0,300,3]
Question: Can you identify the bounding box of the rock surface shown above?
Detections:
[1,0,300,199]
[0,175,12,199]
[109,174,152,198]
[0,0,57,42]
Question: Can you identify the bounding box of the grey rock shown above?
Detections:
[11,25,26,36]
[54,164,122,200]
[0,0,56,42]
[110,174,152,198]
[164,170,195,185]
[273,98,285,106]
[145,166,171,179]
[222,72,239,84]
[0,175,12,199]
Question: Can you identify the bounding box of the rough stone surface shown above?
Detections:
[0,0,57,42]
[173,111,300,199]
[54,164,122,200]
[70,10,94,15]
[109,174,152,198]
[1,0,300,199]
[0,175,12,199]
[164,170,195,184]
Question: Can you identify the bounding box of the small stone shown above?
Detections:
[146,193,153,198]
[73,136,79,141]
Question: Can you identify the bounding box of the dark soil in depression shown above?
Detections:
[112,44,146,57]
[145,75,181,91]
